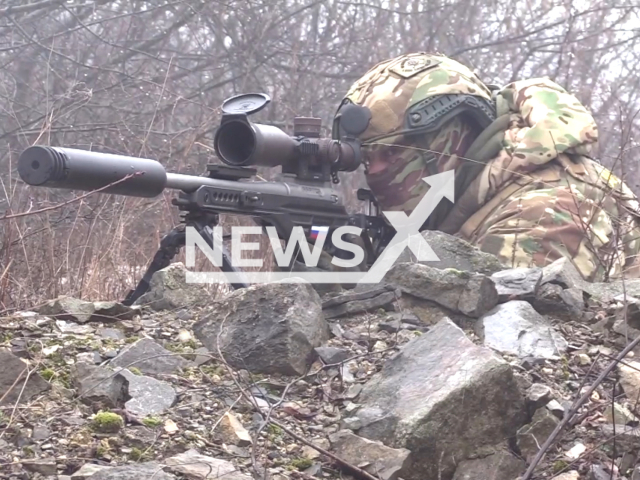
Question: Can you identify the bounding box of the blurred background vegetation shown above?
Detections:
[1,0,639,311]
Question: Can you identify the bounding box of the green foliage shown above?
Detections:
[129,447,148,461]
[129,367,143,376]
[96,439,112,458]
[288,458,313,471]
[91,411,124,433]
[142,416,162,428]
[553,460,568,473]
[40,368,55,381]
[267,423,282,436]
[200,365,225,377]
[22,446,35,458]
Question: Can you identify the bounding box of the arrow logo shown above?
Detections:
[358,170,455,283]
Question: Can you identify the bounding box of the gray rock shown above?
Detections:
[97,328,126,340]
[391,311,421,325]
[541,257,586,290]
[614,296,640,329]
[394,294,458,326]
[476,301,568,358]
[329,430,412,480]
[322,285,399,319]
[314,347,351,365]
[32,425,51,441]
[619,452,636,474]
[346,318,526,480]
[92,302,136,322]
[588,464,614,480]
[633,466,640,480]
[164,448,251,479]
[91,462,176,480]
[116,369,176,417]
[546,399,565,419]
[216,412,252,447]
[532,283,583,319]
[378,318,421,333]
[192,347,212,367]
[617,360,640,404]
[585,279,640,303]
[452,450,526,480]
[394,230,506,275]
[553,472,580,480]
[612,318,640,341]
[109,338,190,375]
[378,318,402,333]
[526,383,553,413]
[0,350,50,405]
[76,352,102,364]
[70,464,110,479]
[193,281,331,376]
[133,262,211,311]
[23,459,57,476]
[516,408,559,462]
[521,357,546,370]
[560,288,586,314]
[71,362,125,407]
[56,320,95,335]
[384,263,498,318]
[123,426,157,449]
[603,402,638,424]
[491,267,542,301]
[37,296,95,324]
[601,424,640,451]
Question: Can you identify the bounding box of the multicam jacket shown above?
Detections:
[342,53,640,282]
[443,78,640,282]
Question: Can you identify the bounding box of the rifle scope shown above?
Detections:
[212,93,370,174]
[213,117,361,172]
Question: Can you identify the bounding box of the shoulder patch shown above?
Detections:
[389,55,441,79]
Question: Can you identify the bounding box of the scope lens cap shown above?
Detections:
[221,93,271,115]
[339,104,371,136]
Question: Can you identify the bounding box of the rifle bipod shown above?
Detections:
[122,216,249,306]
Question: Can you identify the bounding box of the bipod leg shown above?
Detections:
[122,226,186,306]
[194,223,250,290]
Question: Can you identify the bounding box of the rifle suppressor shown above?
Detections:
[18,146,168,198]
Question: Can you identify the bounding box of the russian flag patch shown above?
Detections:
[309,226,329,240]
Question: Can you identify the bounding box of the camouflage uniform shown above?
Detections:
[337,52,640,282]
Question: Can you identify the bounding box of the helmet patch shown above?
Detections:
[389,55,441,79]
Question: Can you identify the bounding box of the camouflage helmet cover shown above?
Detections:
[336,52,495,143]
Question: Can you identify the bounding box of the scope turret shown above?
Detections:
[18,146,168,197]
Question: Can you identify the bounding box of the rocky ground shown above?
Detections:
[1,231,640,480]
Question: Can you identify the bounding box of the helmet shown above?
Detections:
[333,52,496,144]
